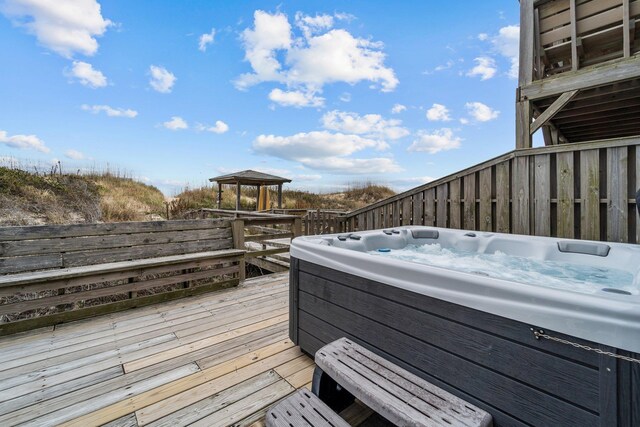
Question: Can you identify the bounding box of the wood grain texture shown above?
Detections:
[580,149,601,240]
[556,152,575,238]
[463,175,476,230]
[479,169,492,232]
[495,162,510,233]
[449,179,462,229]
[607,146,629,242]
[436,184,448,228]
[534,154,551,236]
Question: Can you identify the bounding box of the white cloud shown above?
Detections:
[0,130,49,153]
[295,174,322,181]
[467,56,497,80]
[81,104,138,118]
[254,131,386,159]
[465,102,500,122]
[253,131,401,174]
[149,65,176,93]
[163,116,188,130]
[0,0,111,58]
[322,110,409,140]
[295,12,333,37]
[269,88,324,108]
[197,120,229,134]
[198,28,216,51]
[339,92,351,102]
[426,103,452,122]
[68,60,107,88]
[491,25,519,79]
[408,128,462,154]
[391,104,406,114]
[235,10,398,103]
[302,156,402,174]
[478,33,489,41]
[64,149,85,160]
[236,10,292,89]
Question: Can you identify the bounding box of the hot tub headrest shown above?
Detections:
[557,241,610,257]
[411,229,439,239]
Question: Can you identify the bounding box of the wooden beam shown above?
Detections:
[256,184,261,211]
[570,0,579,71]
[530,90,579,135]
[521,56,640,100]
[624,0,631,58]
[236,182,241,211]
[516,100,532,149]
[519,0,535,85]
[217,183,222,209]
[277,184,283,209]
[231,219,246,282]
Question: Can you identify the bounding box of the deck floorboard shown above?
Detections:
[0,273,330,427]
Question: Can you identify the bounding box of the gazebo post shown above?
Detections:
[235,181,241,211]
[217,183,222,209]
[277,184,283,209]
[256,184,261,211]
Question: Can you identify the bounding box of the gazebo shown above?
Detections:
[209,170,292,211]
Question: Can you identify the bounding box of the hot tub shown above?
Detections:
[289,226,640,427]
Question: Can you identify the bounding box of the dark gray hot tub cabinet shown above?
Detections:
[289,257,640,427]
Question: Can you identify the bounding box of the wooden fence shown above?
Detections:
[0,219,244,334]
[342,136,640,243]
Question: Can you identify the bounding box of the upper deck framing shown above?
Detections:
[517,0,640,147]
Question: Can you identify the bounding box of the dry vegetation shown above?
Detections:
[0,166,165,226]
[171,181,396,216]
[0,163,396,225]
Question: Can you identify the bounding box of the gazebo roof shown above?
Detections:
[209,169,292,186]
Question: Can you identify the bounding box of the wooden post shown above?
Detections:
[278,184,283,209]
[231,219,246,282]
[516,99,532,149]
[235,182,241,211]
[293,217,302,238]
[623,0,631,58]
[569,0,579,71]
[518,0,534,86]
[217,183,222,209]
[256,184,261,211]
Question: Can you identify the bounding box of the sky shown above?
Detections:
[0,0,524,195]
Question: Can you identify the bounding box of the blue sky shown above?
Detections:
[0,1,523,195]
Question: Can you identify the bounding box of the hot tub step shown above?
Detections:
[314,337,493,427]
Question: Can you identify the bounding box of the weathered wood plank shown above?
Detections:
[0,250,244,288]
[412,192,424,226]
[580,149,601,240]
[449,179,461,229]
[0,228,232,258]
[424,189,436,226]
[0,219,230,242]
[401,197,412,226]
[495,162,510,233]
[479,168,492,232]
[62,238,234,267]
[557,152,575,238]
[0,254,63,275]
[266,389,349,427]
[607,147,629,242]
[463,175,476,231]
[512,156,530,235]
[534,154,551,236]
[436,184,448,228]
[316,338,492,427]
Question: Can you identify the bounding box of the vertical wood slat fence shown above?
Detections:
[342,136,640,244]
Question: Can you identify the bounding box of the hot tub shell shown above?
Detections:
[289,227,640,427]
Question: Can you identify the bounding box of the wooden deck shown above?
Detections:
[0,273,319,426]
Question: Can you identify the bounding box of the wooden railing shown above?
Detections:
[0,219,244,334]
[342,136,640,244]
[182,208,302,272]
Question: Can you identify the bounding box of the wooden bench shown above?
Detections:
[312,338,493,427]
[266,389,350,427]
[0,219,245,335]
